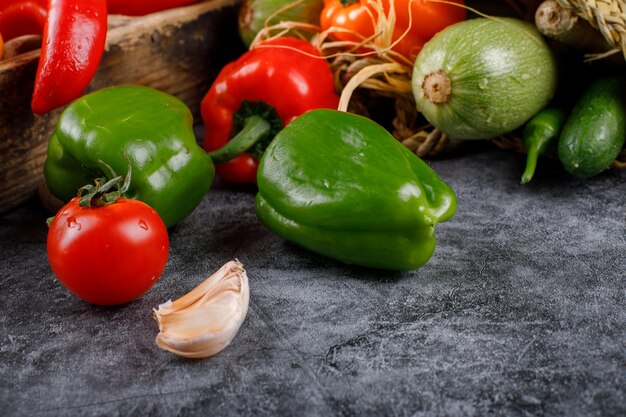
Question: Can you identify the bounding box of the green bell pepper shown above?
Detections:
[44,85,215,228]
[255,109,457,270]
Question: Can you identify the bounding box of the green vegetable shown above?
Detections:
[558,78,626,178]
[44,85,215,228]
[255,109,457,270]
[521,107,566,184]
[412,17,558,140]
[238,0,323,47]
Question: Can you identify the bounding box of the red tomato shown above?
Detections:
[320,0,466,62]
[47,197,169,306]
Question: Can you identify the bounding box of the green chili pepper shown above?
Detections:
[255,109,457,270]
[44,85,215,228]
[521,107,566,184]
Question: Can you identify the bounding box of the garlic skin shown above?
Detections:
[154,260,250,358]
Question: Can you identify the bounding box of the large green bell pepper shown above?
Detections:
[44,85,215,228]
[255,109,457,270]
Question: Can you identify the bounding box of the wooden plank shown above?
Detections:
[0,0,243,214]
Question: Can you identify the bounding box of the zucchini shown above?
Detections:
[412,18,558,140]
[558,78,626,178]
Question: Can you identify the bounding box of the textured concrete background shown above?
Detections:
[1,145,624,416]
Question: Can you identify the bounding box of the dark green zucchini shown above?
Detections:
[558,78,626,178]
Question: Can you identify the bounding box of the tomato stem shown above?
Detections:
[77,159,132,207]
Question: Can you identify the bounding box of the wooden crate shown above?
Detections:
[0,0,243,214]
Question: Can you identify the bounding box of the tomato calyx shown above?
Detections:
[339,0,359,6]
[78,160,132,208]
[46,160,132,228]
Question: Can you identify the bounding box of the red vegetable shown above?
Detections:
[31,0,107,114]
[320,0,466,62]
[107,0,199,16]
[0,0,47,41]
[201,37,339,184]
[47,181,169,306]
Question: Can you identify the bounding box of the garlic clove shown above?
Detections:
[154,260,249,358]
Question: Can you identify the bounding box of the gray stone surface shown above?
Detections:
[1,145,624,416]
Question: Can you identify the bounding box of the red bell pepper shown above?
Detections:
[201,37,340,184]
[31,0,107,114]
[107,0,200,16]
[0,0,47,41]
[320,0,466,62]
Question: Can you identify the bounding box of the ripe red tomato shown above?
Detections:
[320,0,466,62]
[47,197,169,306]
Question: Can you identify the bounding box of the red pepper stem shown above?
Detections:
[208,115,271,165]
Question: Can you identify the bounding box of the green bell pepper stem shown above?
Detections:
[208,116,271,165]
[521,107,567,184]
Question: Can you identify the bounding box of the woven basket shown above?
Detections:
[330,0,626,167]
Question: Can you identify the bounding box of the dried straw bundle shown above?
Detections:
[557,0,626,60]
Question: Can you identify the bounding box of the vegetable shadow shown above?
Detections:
[282,241,410,284]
